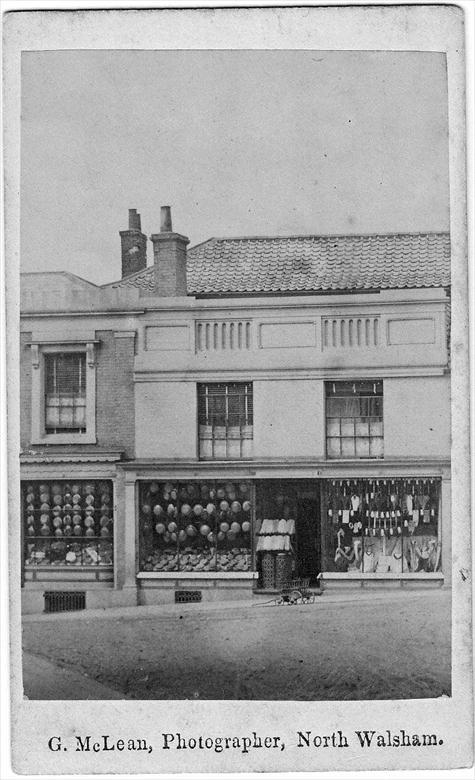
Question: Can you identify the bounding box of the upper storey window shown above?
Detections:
[29,342,97,445]
[326,380,383,459]
[198,382,253,460]
[44,353,86,434]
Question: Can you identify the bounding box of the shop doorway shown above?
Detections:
[295,495,321,583]
[255,479,321,587]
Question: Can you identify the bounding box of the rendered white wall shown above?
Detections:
[384,376,451,459]
[135,382,197,459]
[253,379,325,458]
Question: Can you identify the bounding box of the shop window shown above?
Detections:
[23,480,113,567]
[139,480,253,573]
[198,383,253,459]
[326,380,383,459]
[45,353,86,433]
[320,477,441,575]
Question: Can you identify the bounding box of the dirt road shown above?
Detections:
[22,589,450,700]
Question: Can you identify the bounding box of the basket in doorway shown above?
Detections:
[261,552,275,589]
[275,552,293,589]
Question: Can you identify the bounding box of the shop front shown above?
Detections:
[21,466,448,613]
[135,472,446,605]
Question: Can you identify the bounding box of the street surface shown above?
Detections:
[22,589,450,700]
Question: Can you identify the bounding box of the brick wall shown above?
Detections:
[20,329,136,458]
[95,330,135,458]
[152,235,188,296]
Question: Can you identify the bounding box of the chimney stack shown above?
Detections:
[120,209,147,278]
[151,206,189,297]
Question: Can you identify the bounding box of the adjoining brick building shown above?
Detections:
[20,207,451,613]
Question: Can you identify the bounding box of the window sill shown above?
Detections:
[137,571,258,580]
[31,433,97,445]
[321,572,443,580]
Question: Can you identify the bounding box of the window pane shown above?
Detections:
[369,437,384,457]
[341,437,355,457]
[326,418,340,437]
[370,397,383,417]
[355,418,369,436]
[327,438,341,457]
[370,419,383,436]
[341,418,355,436]
[355,437,370,457]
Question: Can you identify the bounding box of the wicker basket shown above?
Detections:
[261,552,275,589]
[275,552,293,589]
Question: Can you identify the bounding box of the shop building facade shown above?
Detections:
[20,207,451,613]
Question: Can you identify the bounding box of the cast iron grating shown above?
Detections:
[174,590,202,603]
[44,591,86,613]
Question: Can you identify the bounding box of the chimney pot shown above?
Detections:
[160,205,173,233]
[128,208,141,231]
[120,209,147,278]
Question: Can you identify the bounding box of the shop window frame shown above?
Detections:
[325,380,384,460]
[320,477,442,577]
[29,341,97,445]
[197,382,253,460]
[22,478,114,569]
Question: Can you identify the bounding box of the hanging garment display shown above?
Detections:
[323,477,441,574]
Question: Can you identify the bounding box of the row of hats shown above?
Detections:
[143,481,250,503]
[142,500,251,520]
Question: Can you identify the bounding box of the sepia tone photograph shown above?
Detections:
[19,46,452,702]
[3,4,472,777]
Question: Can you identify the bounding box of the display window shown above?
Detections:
[22,479,114,567]
[321,477,441,574]
[139,480,253,573]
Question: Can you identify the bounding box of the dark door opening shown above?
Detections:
[295,497,321,584]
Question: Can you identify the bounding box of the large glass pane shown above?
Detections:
[22,480,114,567]
[138,481,254,573]
[321,478,441,576]
[216,481,252,571]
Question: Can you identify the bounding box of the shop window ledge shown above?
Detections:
[137,571,258,580]
[321,572,443,580]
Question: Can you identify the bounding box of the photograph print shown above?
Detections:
[19,45,453,704]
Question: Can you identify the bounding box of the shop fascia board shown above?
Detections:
[133,365,448,383]
[116,457,451,480]
[20,451,123,463]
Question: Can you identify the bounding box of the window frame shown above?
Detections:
[30,342,97,445]
[325,380,384,460]
[197,381,253,460]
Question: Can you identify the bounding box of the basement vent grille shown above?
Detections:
[44,591,86,613]
[174,590,202,604]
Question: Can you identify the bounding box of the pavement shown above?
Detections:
[23,652,131,700]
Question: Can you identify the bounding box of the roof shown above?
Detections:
[107,232,450,295]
